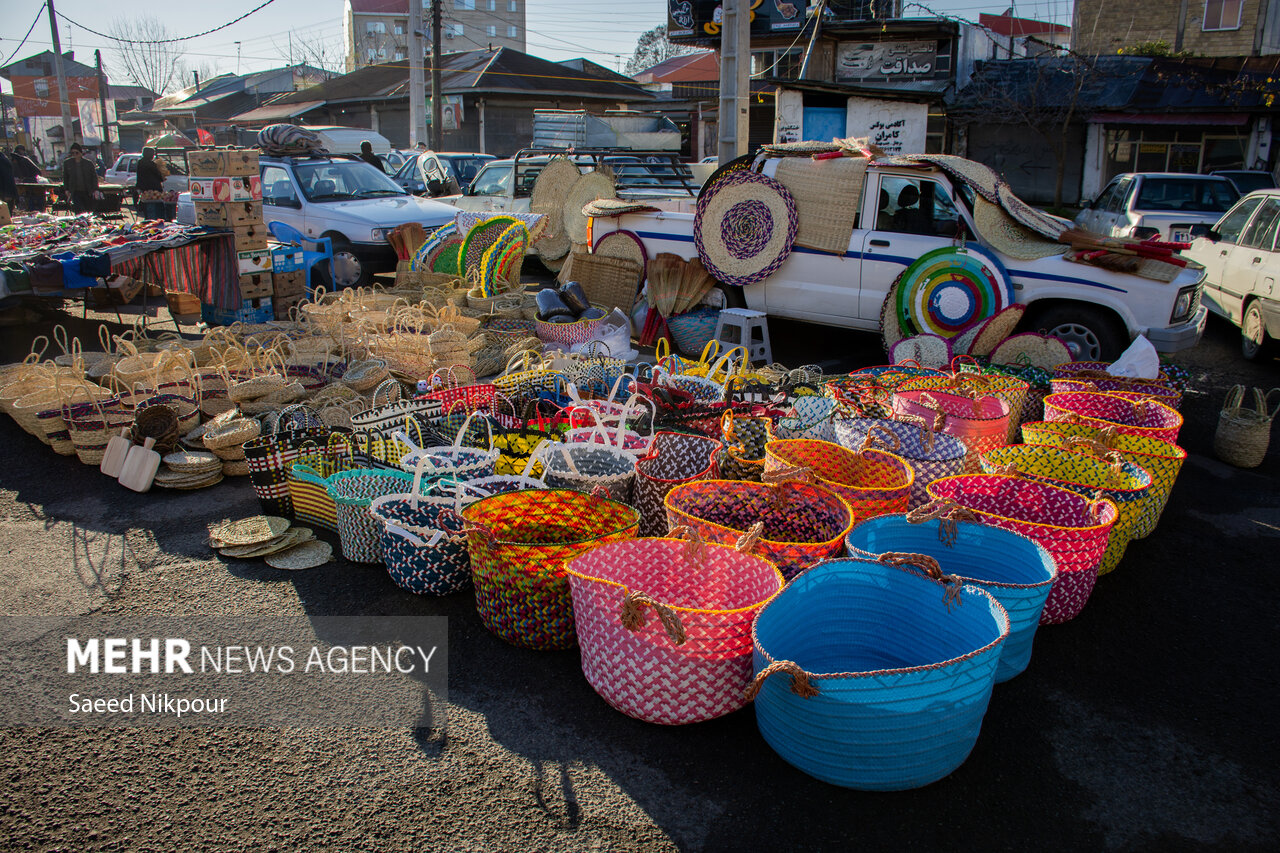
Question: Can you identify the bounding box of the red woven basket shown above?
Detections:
[762,438,912,524]
[926,474,1118,625]
[892,389,1011,471]
[1043,391,1183,445]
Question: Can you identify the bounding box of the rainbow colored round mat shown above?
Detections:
[895,245,1012,338]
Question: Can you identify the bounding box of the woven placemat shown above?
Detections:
[221,527,315,558]
[773,156,866,255]
[265,539,333,570]
[973,197,1068,260]
[694,170,797,288]
[562,172,615,245]
[209,516,290,547]
[969,304,1028,357]
[162,450,221,474]
[530,157,581,257]
[154,467,224,488]
[890,334,952,369]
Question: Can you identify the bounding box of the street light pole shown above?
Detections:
[95,49,111,165]
[409,1,428,147]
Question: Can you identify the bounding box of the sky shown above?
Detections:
[0,0,1075,91]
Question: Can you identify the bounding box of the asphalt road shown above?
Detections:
[0,302,1277,852]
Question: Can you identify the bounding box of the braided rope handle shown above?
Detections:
[619,590,687,646]
[735,521,765,554]
[667,524,709,564]
[895,412,936,452]
[743,660,819,701]
[761,464,814,486]
[859,423,900,454]
[916,393,948,432]
[904,498,980,547]
[876,550,963,610]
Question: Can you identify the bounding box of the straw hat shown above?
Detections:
[561,172,615,245]
[693,170,798,288]
[973,197,1070,260]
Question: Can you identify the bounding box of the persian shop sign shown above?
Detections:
[667,1,805,41]
[836,41,946,83]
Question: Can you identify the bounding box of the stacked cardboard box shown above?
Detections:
[269,242,308,319]
[186,148,272,320]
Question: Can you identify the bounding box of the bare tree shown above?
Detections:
[625,25,702,76]
[108,17,186,95]
[273,29,347,76]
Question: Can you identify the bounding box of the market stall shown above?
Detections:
[14,181,128,215]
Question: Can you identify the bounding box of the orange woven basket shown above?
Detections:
[763,438,913,524]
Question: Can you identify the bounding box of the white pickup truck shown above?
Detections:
[594,157,1208,361]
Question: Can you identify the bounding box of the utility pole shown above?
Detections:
[431,0,443,149]
[717,0,750,163]
[46,0,75,156]
[95,49,111,165]
[409,0,428,147]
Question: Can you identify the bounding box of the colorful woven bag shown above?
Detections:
[762,438,913,524]
[833,416,967,509]
[826,364,946,419]
[980,444,1152,575]
[747,554,1009,790]
[774,394,839,443]
[1051,376,1181,411]
[664,479,854,579]
[1052,362,1183,410]
[633,431,722,537]
[926,476,1117,625]
[287,436,362,533]
[369,494,471,595]
[898,370,1030,442]
[396,411,499,482]
[566,527,784,725]
[1044,391,1183,445]
[891,389,1010,471]
[1021,421,1186,539]
[846,514,1057,682]
[326,469,416,563]
[716,411,775,482]
[243,426,344,517]
[536,433,637,503]
[462,490,640,650]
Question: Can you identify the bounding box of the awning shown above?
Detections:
[1089,112,1251,126]
[227,100,326,123]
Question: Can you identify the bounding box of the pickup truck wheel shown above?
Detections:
[1241,300,1270,360]
[1029,305,1126,362]
[326,237,369,289]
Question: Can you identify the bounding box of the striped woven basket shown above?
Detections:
[763,438,913,524]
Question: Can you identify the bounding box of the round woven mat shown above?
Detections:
[582,198,658,218]
[699,153,758,196]
[210,515,290,547]
[694,170,797,288]
[990,332,1072,370]
[973,197,1068,260]
[969,303,1028,357]
[162,450,221,474]
[562,172,615,245]
[221,526,315,558]
[880,279,906,356]
[265,539,333,570]
[530,157,581,256]
[893,245,1013,339]
[890,334,951,369]
[593,229,648,279]
[412,222,459,271]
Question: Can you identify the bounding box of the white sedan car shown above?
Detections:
[1075,172,1239,242]
[1184,188,1280,359]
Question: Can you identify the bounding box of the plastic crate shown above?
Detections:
[201,297,274,326]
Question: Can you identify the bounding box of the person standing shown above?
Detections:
[62,143,100,213]
[9,146,42,211]
[358,140,385,172]
[135,147,167,220]
[0,151,15,211]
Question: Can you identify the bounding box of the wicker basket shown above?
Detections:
[1213,385,1277,469]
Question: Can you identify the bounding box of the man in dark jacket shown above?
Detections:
[9,146,42,210]
[135,147,167,219]
[0,151,15,210]
[358,140,385,172]
[62,143,100,213]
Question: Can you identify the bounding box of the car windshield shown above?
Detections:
[1135,178,1238,213]
[1221,172,1276,193]
[294,160,407,201]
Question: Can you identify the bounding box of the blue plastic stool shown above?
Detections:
[267,220,333,297]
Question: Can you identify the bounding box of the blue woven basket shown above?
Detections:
[845,515,1056,682]
[833,417,968,508]
[666,307,721,358]
[369,495,471,595]
[748,557,1009,790]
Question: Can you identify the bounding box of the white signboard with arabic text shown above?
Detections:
[836,41,942,83]
[846,97,927,158]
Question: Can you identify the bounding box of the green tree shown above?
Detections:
[625,25,700,76]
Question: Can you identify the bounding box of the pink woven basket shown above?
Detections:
[926,475,1118,625]
[1050,377,1181,411]
[1043,391,1183,445]
[891,389,1010,472]
[566,531,785,725]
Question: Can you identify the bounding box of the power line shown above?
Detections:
[2,4,45,68]
[56,0,281,45]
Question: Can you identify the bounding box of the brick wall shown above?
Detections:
[1072,0,1263,56]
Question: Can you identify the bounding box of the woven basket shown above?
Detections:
[1044,391,1183,446]
[847,515,1056,682]
[666,307,722,358]
[892,389,1010,471]
[633,431,722,537]
[897,372,1029,443]
[326,469,416,563]
[566,531,785,724]
[664,479,854,579]
[369,495,471,595]
[1211,385,1276,469]
[833,417,967,509]
[748,556,1008,790]
[462,490,640,650]
[763,439,913,524]
[927,476,1117,625]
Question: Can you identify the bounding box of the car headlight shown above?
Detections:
[369,227,390,242]
[1171,285,1196,322]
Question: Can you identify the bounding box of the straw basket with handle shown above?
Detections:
[1213,385,1278,469]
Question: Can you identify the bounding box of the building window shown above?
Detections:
[1203,0,1243,30]
[487,25,497,37]
[366,21,386,34]
[33,78,50,99]
[508,25,518,38]
[449,24,465,37]
[394,25,404,35]
[508,0,517,10]
[395,51,405,60]
[488,0,496,9]
[455,0,475,9]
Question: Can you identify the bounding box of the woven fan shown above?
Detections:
[479,223,528,297]
[430,236,464,275]
[671,257,716,315]
[461,217,519,278]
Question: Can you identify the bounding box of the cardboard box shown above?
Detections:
[228,175,262,202]
[239,272,273,300]
[0,201,10,226]
[273,293,304,320]
[237,248,272,275]
[234,223,269,253]
[105,274,143,304]
[188,176,231,201]
[272,269,306,299]
[185,150,226,177]
[224,149,259,176]
[227,200,263,226]
[193,201,231,228]
[269,243,305,272]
